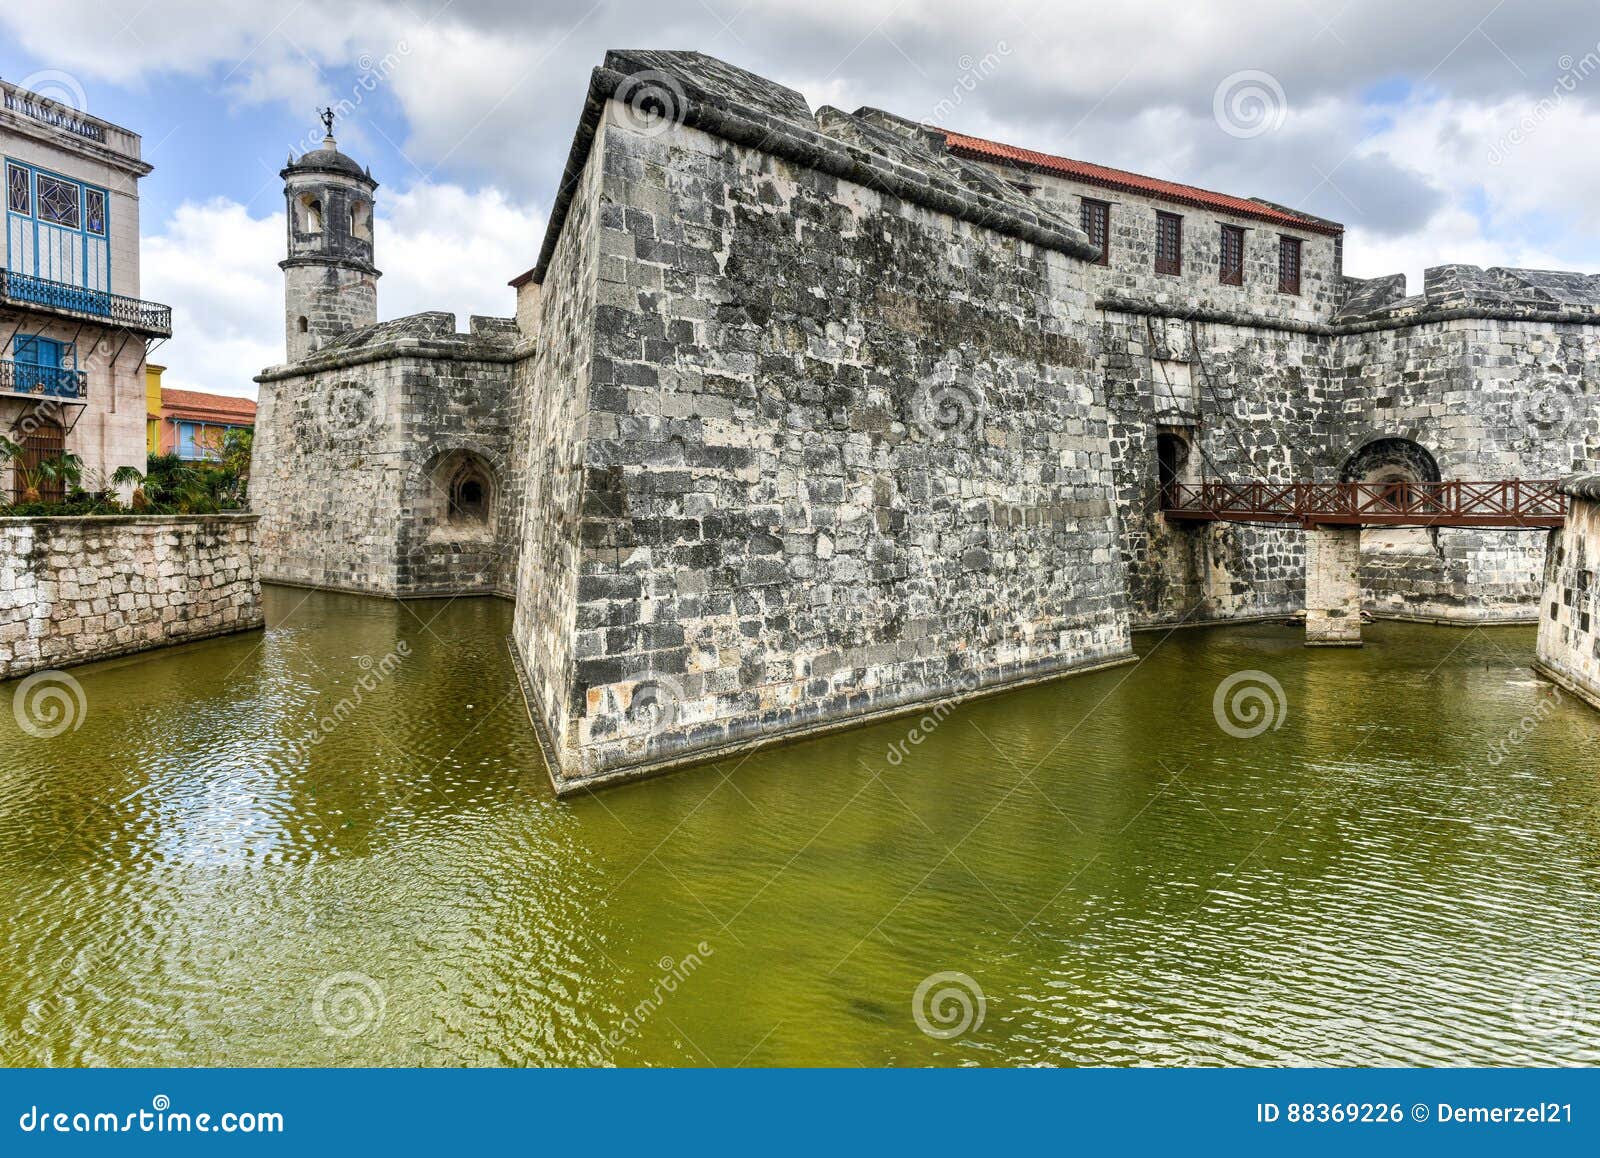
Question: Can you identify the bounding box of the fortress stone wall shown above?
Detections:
[252,314,523,597]
[1537,475,1600,708]
[253,49,1600,792]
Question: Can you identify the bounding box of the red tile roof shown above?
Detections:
[944,131,1343,237]
[159,388,257,423]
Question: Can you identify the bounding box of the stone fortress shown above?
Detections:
[252,50,1600,793]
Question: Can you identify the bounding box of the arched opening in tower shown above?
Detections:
[449,462,491,525]
[421,450,497,535]
[295,194,323,234]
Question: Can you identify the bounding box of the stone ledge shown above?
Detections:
[0,616,264,683]
[525,53,1098,286]
[514,637,1137,797]
[255,338,520,382]
[1532,660,1600,715]
[1559,474,1600,502]
[1100,294,1600,337]
[0,513,259,527]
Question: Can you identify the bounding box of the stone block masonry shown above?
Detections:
[512,51,1133,791]
[0,515,263,681]
[1304,526,1362,646]
[1536,476,1600,709]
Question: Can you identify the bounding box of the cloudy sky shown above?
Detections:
[3,0,1598,396]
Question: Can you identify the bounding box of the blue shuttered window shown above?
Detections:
[2,158,111,292]
[11,335,75,397]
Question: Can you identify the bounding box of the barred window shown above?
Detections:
[1081,198,1110,266]
[1278,236,1302,294]
[1155,211,1182,275]
[1219,224,1245,286]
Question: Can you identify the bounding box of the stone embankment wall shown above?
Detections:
[1536,475,1600,708]
[0,514,263,680]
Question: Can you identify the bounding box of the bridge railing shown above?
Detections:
[1162,479,1566,528]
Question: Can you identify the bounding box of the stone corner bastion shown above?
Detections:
[1535,474,1600,710]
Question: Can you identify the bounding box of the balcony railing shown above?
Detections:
[0,357,89,402]
[0,270,172,337]
[3,87,106,143]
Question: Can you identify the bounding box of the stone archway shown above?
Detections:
[395,445,507,596]
[1338,436,1442,488]
[1338,436,1444,600]
[419,448,499,536]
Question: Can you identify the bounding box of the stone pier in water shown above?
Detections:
[1305,526,1363,646]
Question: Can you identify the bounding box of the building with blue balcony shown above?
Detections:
[0,78,171,500]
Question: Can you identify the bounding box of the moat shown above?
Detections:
[3,585,1598,1066]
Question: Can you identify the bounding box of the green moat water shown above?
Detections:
[3,586,1599,1066]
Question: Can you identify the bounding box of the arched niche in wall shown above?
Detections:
[295,193,324,234]
[1339,436,1443,555]
[416,447,500,541]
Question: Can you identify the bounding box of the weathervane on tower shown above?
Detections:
[320,106,335,139]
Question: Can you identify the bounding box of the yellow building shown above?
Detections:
[145,363,164,454]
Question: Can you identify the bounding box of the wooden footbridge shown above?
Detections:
[1158,479,1568,646]
[1161,479,1566,529]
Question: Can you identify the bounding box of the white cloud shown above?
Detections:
[142,184,543,397]
[378,183,543,322]
[142,198,281,397]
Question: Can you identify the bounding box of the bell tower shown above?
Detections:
[280,108,379,361]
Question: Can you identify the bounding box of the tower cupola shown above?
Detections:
[279,108,379,361]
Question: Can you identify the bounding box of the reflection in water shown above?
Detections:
[2,586,1599,1065]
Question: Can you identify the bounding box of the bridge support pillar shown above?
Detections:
[1305,525,1362,647]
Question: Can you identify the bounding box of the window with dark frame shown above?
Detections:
[1081,198,1110,266]
[1219,224,1245,286]
[1154,212,1182,275]
[1278,236,1302,294]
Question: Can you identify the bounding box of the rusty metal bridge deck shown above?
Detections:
[1161,479,1566,529]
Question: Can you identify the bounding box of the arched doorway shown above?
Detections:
[1339,436,1442,554]
[1156,431,1189,503]
[1339,436,1441,488]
